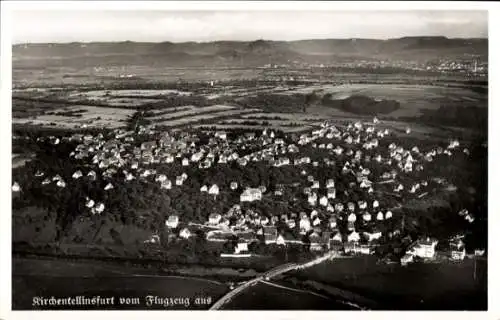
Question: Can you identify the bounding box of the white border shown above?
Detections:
[1,2,498,320]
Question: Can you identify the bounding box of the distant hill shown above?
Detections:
[12,37,488,68]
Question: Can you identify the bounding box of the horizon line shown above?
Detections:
[12,35,489,46]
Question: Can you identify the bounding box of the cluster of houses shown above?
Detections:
[12,116,482,264]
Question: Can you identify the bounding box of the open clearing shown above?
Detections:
[220,119,321,127]
[194,124,315,133]
[70,89,192,98]
[154,108,259,127]
[13,105,134,129]
[240,113,329,121]
[147,105,237,121]
[287,84,487,118]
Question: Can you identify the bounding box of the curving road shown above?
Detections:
[209,251,339,310]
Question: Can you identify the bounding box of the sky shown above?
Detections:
[12,10,488,44]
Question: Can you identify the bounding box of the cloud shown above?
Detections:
[12,10,488,43]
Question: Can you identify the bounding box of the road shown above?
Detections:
[209,251,339,310]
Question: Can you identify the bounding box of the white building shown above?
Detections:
[240,188,262,202]
[319,196,329,207]
[208,213,222,225]
[179,228,191,239]
[166,215,179,228]
[347,231,360,243]
[407,238,438,259]
[12,182,21,192]
[208,184,220,197]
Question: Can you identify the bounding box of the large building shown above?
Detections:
[240,188,263,202]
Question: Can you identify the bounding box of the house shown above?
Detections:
[345,243,371,255]
[85,198,95,208]
[335,203,344,212]
[385,211,393,219]
[319,196,328,207]
[329,217,337,229]
[104,183,114,191]
[330,235,344,253]
[215,131,227,140]
[451,247,466,261]
[276,234,285,246]
[182,158,189,166]
[191,152,203,162]
[234,241,249,254]
[401,254,414,266]
[72,170,83,179]
[376,211,384,221]
[200,185,208,192]
[358,201,367,210]
[179,228,191,239]
[240,188,262,202]
[208,184,220,197]
[347,202,356,212]
[230,181,238,190]
[263,226,278,244]
[237,158,248,166]
[364,231,382,242]
[176,176,184,186]
[309,232,323,251]
[347,221,356,231]
[141,141,157,151]
[362,212,372,222]
[308,193,317,206]
[208,213,222,225]
[165,154,174,163]
[299,216,311,234]
[12,182,21,192]
[166,215,179,228]
[161,180,172,189]
[311,180,320,189]
[94,203,105,214]
[449,237,466,261]
[347,231,360,243]
[348,213,357,222]
[312,216,321,226]
[407,238,438,259]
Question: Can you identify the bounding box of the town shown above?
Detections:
[12,114,485,266]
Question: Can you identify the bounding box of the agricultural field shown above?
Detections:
[12,105,135,129]
[153,108,260,128]
[70,89,192,98]
[240,113,329,121]
[146,105,237,121]
[288,84,487,118]
[194,124,316,133]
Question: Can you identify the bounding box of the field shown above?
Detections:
[146,105,236,121]
[153,108,260,127]
[71,89,192,98]
[240,112,329,121]
[12,105,135,129]
[12,81,488,135]
[194,124,315,133]
[287,84,487,118]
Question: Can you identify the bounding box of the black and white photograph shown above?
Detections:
[1,1,496,315]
